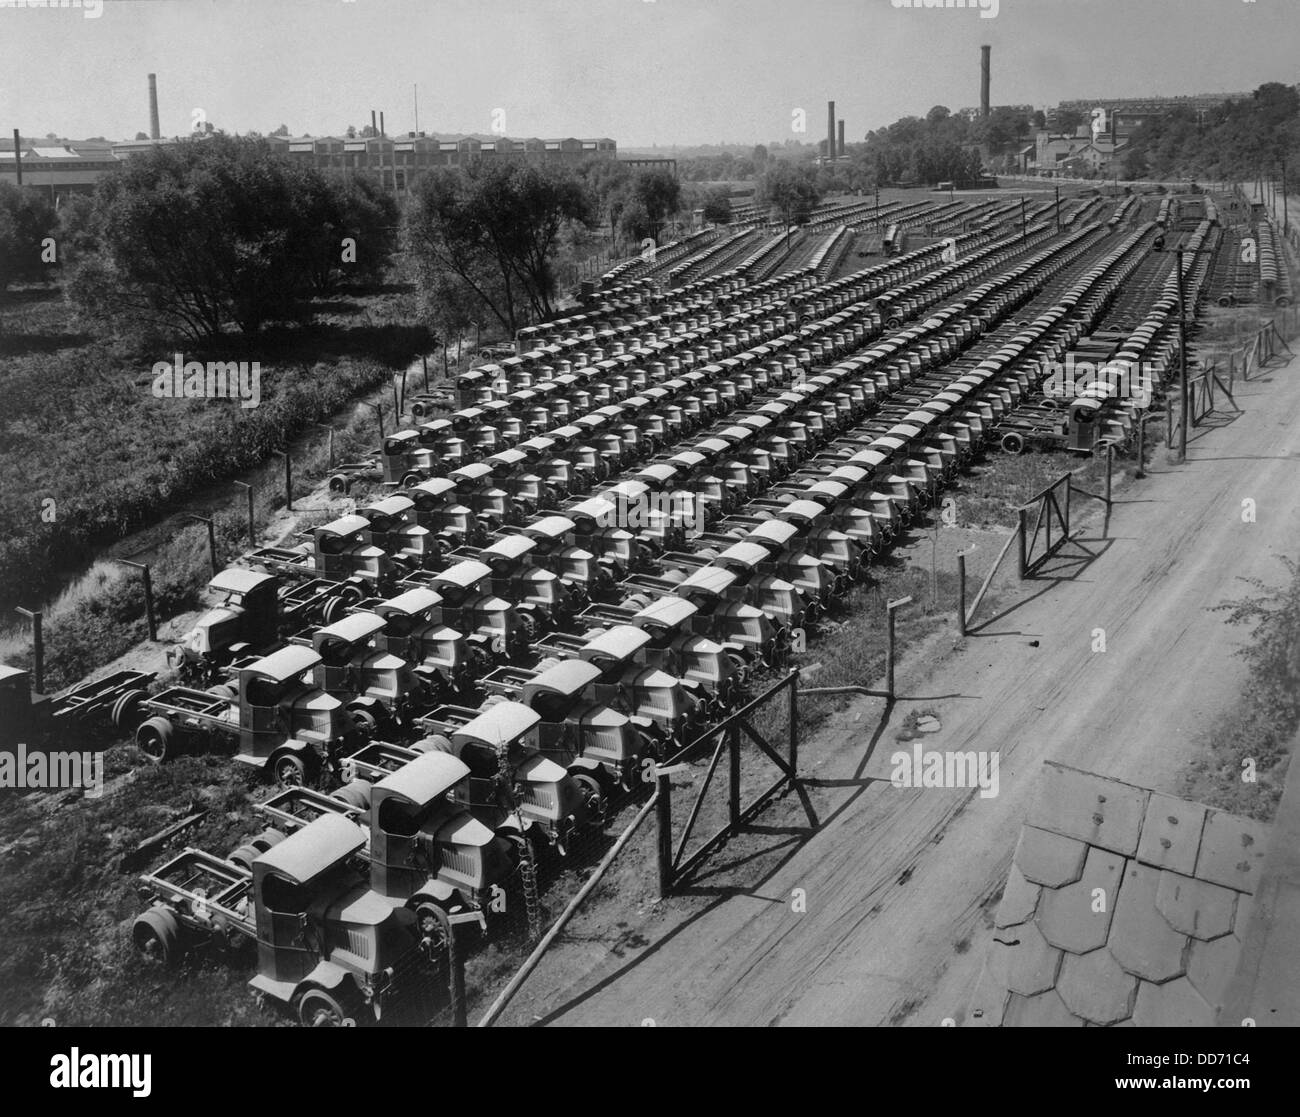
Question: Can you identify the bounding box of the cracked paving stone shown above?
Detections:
[1057,948,1137,1025]
[1038,845,1125,954]
[1155,870,1237,940]
[989,920,1062,997]
[1003,988,1085,1027]
[1186,933,1243,1010]
[1132,976,1216,1027]
[1013,825,1088,887]
[995,863,1041,928]
[1109,863,1189,982]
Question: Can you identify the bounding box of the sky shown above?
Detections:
[0,0,1296,147]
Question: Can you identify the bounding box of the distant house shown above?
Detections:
[1034,128,1094,177]
[1082,138,1129,176]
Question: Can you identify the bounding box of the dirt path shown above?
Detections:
[503,356,1300,1027]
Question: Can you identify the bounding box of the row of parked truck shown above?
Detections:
[0,193,1172,1024]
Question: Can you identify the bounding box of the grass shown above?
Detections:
[0,281,430,619]
[1179,557,1300,821]
[0,750,278,1027]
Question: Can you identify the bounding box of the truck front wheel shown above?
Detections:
[135,717,176,763]
[271,751,308,787]
[296,987,359,1028]
[132,909,182,966]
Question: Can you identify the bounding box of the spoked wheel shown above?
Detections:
[271,751,308,787]
[296,988,359,1028]
[414,901,452,952]
[572,772,607,827]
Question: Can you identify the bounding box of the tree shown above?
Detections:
[271,124,290,137]
[752,144,769,166]
[1032,110,1047,129]
[0,183,56,295]
[404,161,594,334]
[756,162,822,228]
[631,170,681,240]
[702,188,733,225]
[927,105,951,125]
[66,135,384,341]
[1057,109,1085,135]
[134,132,150,141]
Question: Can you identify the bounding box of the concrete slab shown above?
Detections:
[1038,845,1126,953]
[1136,792,1206,876]
[1155,870,1237,940]
[1186,933,1242,1010]
[1196,809,1270,895]
[1013,824,1088,887]
[1057,948,1136,1025]
[994,863,1041,928]
[1028,761,1148,856]
[1132,976,1215,1027]
[1003,988,1085,1028]
[991,920,1061,997]
[1108,863,1189,982]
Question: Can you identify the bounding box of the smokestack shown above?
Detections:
[379,111,385,138]
[371,110,377,136]
[980,45,991,119]
[838,119,845,158]
[12,130,21,186]
[827,100,836,161]
[148,73,160,140]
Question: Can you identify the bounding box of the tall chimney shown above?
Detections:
[148,73,160,140]
[12,130,22,186]
[371,110,377,136]
[379,111,385,138]
[980,45,991,119]
[827,100,836,161]
[838,119,845,158]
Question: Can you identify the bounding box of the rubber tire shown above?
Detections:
[414,901,452,951]
[271,751,308,787]
[111,689,147,732]
[133,909,182,966]
[135,716,175,763]
[1001,431,1026,455]
[331,779,374,811]
[297,987,358,1028]
[571,772,607,827]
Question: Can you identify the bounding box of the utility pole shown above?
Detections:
[1281,157,1289,235]
[1175,247,1189,463]
[1020,195,1027,241]
[1054,185,1061,233]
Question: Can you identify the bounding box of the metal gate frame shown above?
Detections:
[656,670,799,896]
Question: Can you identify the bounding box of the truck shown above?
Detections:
[134,645,357,784]
[0,663,155,750]
[166,569,353,686]
[133,813,439,1026]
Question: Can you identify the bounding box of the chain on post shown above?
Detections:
[496,739,542,941]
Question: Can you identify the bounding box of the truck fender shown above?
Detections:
[296,960,352,995]
[410,881,457,907]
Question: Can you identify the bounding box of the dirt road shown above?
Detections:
[507,355,1300,1028]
